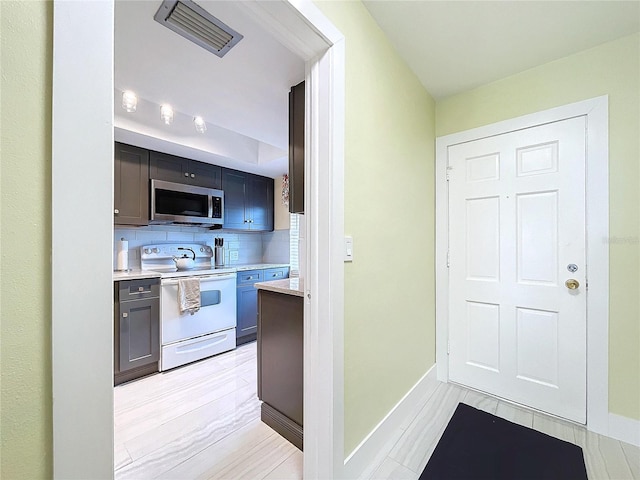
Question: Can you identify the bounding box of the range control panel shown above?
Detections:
[140,243,214,271]
[140,243,213,260]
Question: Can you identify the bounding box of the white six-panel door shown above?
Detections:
[448,116,587,423]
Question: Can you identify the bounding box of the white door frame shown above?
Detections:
[435,96,609,435]
[52,1,345,478]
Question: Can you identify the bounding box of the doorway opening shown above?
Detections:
[51,2,345,478]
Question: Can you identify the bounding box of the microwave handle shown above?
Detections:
[208,195,213,219]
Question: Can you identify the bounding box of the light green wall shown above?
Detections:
[0,1,53,478]
[315,1,437,456]
[436,33,640,421]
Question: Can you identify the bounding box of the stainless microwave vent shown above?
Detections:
[154,0,243,58]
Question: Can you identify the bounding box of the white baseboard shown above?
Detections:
[608,413,640,447]
[342,364,437,479]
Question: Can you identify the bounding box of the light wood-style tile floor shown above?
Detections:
[114,342,302,479]
[365,383,640,480]
[114,343,639,479]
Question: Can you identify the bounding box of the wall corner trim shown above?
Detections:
[343,364,437,479]
[608,413,640,447]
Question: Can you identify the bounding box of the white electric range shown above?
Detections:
[141,243,237,371]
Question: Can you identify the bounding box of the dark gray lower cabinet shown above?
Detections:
[114,279,160,385]
[236,269,263,345]
[237,285,259,342]
[257,289,304,450]
[236,267,289,346]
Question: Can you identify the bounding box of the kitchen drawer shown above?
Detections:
[118,278,160,301]
[161,328,236,371]
[237,269,263,285]
[263,267,290,281]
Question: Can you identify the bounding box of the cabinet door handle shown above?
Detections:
[114,209,119,214]
[190,173,195,178]
[122,312,128,318]
[184,172,189,177]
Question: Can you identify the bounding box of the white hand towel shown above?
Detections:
[178,278,201,315]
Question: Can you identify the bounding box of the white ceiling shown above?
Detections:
[115,1,639,178]
[114,0,305,178]
[362,0,640,99]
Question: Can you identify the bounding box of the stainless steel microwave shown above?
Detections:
[150,179,224,226]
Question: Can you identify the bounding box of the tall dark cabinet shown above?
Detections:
[114,142,149,225]
[288,81,305,214]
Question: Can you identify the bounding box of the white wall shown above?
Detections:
[273,174,291,230]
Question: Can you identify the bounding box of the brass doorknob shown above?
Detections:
[565,279,580,290]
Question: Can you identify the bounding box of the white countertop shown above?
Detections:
[113,263,289,282]
[254,277,304,297]
[234,263,290,272]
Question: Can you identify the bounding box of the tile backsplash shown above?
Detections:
[114,225,289,270]
[262,229,291,264]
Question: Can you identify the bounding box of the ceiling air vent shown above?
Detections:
[154,0,243,58]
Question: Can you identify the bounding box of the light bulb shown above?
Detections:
[122,90,137,112]
[160,104,174,125]
[194,116,207,133]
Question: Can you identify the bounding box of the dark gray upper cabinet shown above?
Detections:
[289,81,305,214]
[114,143,273,229]
[249,175,274,231]
[149,150,221,189]
[221,168,274,231]
[114,142,150,226]
[221,169,248,229]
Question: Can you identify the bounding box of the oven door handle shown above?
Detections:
[161,273,237,285]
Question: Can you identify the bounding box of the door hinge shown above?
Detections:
[447,250,450,268]
[447,341,450,355]
[446,166,453,181]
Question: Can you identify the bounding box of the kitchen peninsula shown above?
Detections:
[255,278,304,450]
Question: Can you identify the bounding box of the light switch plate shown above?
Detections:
[344,236,353,262]
[230,250,239,261]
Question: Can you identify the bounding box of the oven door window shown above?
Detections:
[155,188,208,218]
[201,290,221,307]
